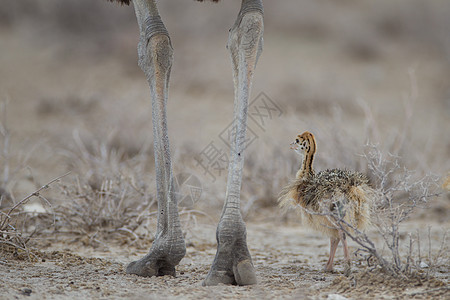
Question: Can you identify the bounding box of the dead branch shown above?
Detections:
[0,172,70,260]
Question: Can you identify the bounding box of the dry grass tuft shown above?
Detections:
[0,101,53,261]
[0,174,68,261]
[51,130,157,247]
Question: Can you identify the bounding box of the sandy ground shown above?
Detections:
[1,217,449,299]
[1,0,449,299]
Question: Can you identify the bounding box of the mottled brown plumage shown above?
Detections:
[278,131,375,275]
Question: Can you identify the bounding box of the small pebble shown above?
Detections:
[21,288,32,296]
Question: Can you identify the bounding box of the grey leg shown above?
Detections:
[126,0,185,277]
[203,0,263,286]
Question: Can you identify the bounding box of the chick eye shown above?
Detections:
[296,139,299,143]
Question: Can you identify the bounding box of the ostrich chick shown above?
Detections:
[278,131,375,275]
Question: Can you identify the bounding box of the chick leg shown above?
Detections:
[325,237,340,272]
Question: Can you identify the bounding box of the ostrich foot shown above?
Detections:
[203,240,256,286]
[126,235,186,277]
[323,262,351,276]
[343,261,352,277]
[324,265,334,273]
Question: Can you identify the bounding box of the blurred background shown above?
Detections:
[0,0,449,220]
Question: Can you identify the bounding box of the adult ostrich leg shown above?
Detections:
[126,0,185,277]
[123,0,264,285]
[203,0,263,286]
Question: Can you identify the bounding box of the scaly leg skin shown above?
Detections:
[203,0,263,286]
[126,0,186,277]
[325,237,340,273]
[339,230,352,276]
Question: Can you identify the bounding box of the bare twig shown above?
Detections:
[1,172,70,260]
[1,172,70,229]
